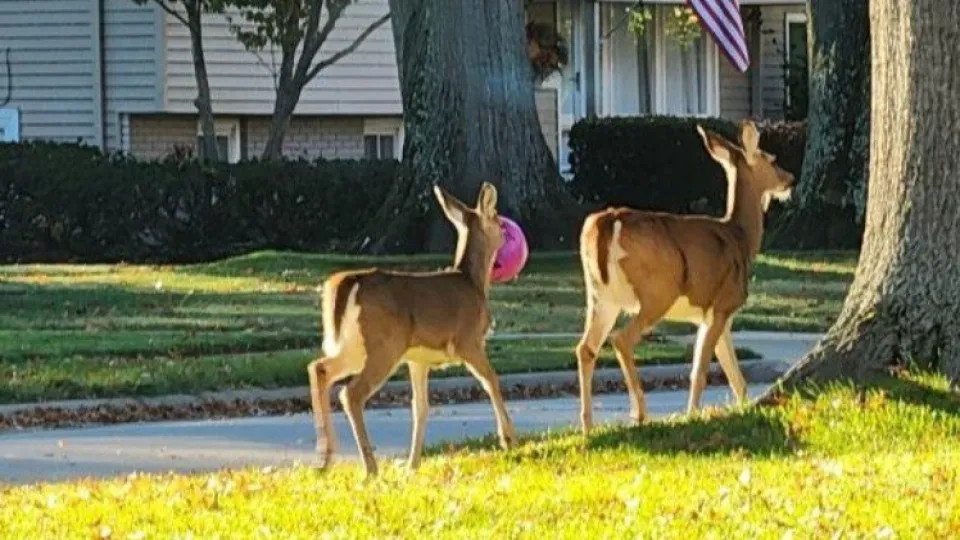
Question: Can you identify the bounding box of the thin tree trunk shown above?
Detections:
[187,2,219,163]
[358,0,578,254]
[772,0,869,250]
[762,0,960,394]
[261,88,301,160]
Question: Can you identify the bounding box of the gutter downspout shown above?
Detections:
[92,0,106,150]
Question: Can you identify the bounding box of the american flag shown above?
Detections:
[687,0,750,72]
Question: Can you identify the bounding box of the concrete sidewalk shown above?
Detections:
[0,384,768,485]
[0,331,819,420]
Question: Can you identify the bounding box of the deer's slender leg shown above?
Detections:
[687,313,730,414]
[714,322,747,405]
[339,348,403,477]
[406,361,431,469]
[460,344,515,449]
[307,352,362,469]
[609,304,668,424]
[575,295,619,435]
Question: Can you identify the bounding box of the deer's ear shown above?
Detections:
[740,120,760,157]
[477,182,498,218]
[433,185,469,224]
[696,125,734,169]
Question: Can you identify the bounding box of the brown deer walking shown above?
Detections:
[575,121,796,434]
[308,182,516,476]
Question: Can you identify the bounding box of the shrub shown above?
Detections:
[567,115,806,218]
[0,141,397,263]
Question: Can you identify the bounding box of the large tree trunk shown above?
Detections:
[764,0,960,391]
[187,2,219,163]
[772,0,869,250]
[358,0,578,254]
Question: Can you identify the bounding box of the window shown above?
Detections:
[784,12,809,120]
[363,118,402,160]
[600,5,718,118]
[0,108,20,142]
[196,119,240,163]
[601,4,654,115]
[660,32,709,116]
[364,134,395,159]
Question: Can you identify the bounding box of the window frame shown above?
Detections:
[196,118,240,164]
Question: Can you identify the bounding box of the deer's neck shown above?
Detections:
[729,178,765,258]
[454,236,494,297]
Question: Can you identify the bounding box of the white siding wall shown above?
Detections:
[0,0,98,145]
[718,54,750,120]
[163,0,400,115]
[760,4,805,119]
[103,0,164,152]
[0,0,161,150]
[715,3,806,121]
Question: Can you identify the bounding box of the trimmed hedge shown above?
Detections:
[568,115,806,218]
[0,141,397,263]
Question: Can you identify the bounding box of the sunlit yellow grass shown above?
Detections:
[2,374,957,539]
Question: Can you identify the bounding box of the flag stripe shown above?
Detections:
[695,7,748,69]
[687,0,750,73]
[695,1,748,63]
[691,0,748,65]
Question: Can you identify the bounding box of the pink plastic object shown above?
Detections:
[490,216,529,284]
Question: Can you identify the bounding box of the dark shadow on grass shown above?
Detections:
[879,376,960,417]
[794,373,960,420]
[427,408,797,460]
[586,411,796,456]
[752,256,855,282]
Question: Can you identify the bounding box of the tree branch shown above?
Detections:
[151,0,190,28]
[294,0,327,81]
[306,12,390,81]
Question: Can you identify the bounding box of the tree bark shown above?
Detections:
[357,0,579,254]
[772,0,869,250]
[261,87,301,160]
[187,1,220,163]
[762,0,960,393]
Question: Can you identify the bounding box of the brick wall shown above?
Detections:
[128,115,196,159]
[246,117,364,160]
[128,114,366,161]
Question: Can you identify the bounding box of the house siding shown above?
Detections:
[163,0,400,116]
[535,87,559,160]
[759,4,806,119]
[716,4,806,121]
[718,55,750,121]
[0,0,98,145]
[103,0,164,152]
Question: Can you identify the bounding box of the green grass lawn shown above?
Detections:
[2,372,956,538]
[0,250,855,403]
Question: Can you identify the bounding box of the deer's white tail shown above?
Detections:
[321,280,361,358]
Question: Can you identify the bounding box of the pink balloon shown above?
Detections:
[490,216,529,284]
